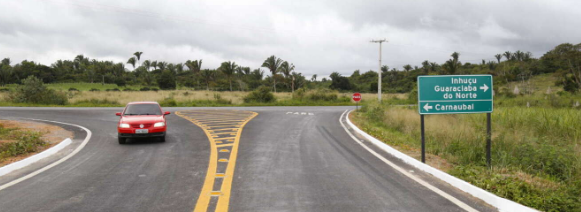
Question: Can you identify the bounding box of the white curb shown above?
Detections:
[345,110,538,212]
[0,138,72,177]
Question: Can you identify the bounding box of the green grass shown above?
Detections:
[2,83,151,91]
[351,102,581,211]
[0,124,47,163]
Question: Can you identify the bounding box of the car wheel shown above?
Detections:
[160,135,166,143]
[118,137,126,144]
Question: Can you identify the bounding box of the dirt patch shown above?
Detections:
[0,120,73,167]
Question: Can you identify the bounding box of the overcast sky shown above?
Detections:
[1,0,579,78]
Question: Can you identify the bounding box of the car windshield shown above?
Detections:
[123,104,162,115]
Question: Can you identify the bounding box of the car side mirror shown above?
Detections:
[116,112,122,116]
[164,111,171,115]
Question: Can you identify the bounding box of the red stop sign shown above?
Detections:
[352,93,362,102]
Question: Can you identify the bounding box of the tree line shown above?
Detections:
[328,43,581,94]
[0,53,309,92]
[0,42,579,93]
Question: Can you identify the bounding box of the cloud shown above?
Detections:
[0,0,580,78]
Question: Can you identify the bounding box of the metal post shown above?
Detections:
[486,113,492,168]
[356,102,358,111]
[421,114,425,163]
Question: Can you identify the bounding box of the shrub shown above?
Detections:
[111,88,120,91]
[123,88,134,91]
[157,70,176,90]
[159,98,177,107]
[68,87,79,91]
[0,88,10,92]
[151,88,159,92]
[243,86,276,103]
[140,87,150,91]
[305,89,338,101]
[89,88,100,92]
[74,98,120,106]
[7,76,68,105]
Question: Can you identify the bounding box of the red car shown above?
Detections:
[116,101,170,144]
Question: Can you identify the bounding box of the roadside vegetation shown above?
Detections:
[351,95,581,211]
[0,123,47,164]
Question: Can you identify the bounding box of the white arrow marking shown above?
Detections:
[480,84,489,92]
[423,103,433,111]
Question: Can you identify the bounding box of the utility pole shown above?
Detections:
[371,39,387,102]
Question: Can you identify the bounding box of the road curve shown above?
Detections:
[0,107,496,212]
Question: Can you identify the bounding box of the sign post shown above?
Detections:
[417,75,493,166]
[353,93,362,110]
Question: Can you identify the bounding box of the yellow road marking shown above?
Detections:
[176,110,257,212]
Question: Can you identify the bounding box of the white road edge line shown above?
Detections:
[0,119,92,191]
[339,110,478,212]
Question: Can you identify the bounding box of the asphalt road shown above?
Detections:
[0,107,497,212]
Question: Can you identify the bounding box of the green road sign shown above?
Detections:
[418,75,493,114]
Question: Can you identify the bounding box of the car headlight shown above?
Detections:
[154,122,165,127]
[119,123,130,128]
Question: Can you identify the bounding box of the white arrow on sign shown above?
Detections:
[423,103,433,111]
[480,84,489,92]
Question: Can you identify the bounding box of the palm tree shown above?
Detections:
[311,74,317,82]
[503,51,512,61]
[127,57,136,69]
[200,69,214,91]
[219,61,237,91]
[157,61,167,71]
[143,60,151,71]
[279,61,295,91]
[151,61,158,70]
[429,62,438,73]
[403,64,412,72]
[261,55,284,92]
[133,52,143,66]
[495,54,502,63]
[421,60,430,74]
[443,52,461,74]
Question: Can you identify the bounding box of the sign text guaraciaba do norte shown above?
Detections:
[417,75,493,114]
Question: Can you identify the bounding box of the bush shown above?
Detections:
[157,70,176,90]
[115,78,126,87]
[244,86,276,103]
[74,98,120,106]
[293,88,340,102]
[68,87,79,91]
[151,88,159,92]
[159,98,177,107]
[0,88,10,92]
[6,76,68,105]
[89,88,100,92]
[123,88,134,91]
[140,87,150,91]
[111,88,120,91]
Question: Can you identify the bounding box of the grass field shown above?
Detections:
[0,82,407,107]
[351,103,581,211]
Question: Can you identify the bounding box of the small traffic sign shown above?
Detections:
[417,75,493,114]
[352,93,362,102]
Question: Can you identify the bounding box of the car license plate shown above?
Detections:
[135,129,149,134]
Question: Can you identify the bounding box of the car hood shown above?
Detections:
[120,115,165,124]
